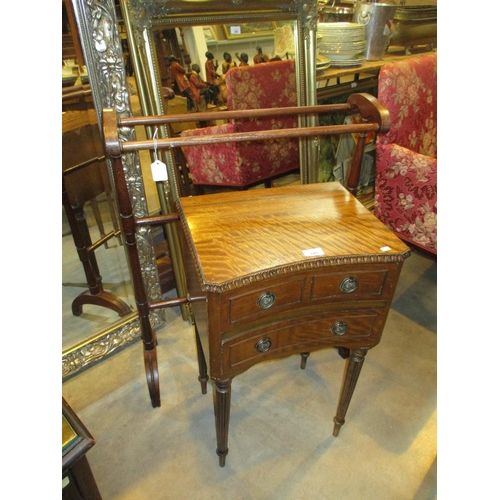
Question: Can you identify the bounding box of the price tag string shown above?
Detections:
[153,127,159,162]
[150,127,169,182]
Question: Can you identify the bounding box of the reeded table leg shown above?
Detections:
[214,379,232,467]
[333,348,368,437]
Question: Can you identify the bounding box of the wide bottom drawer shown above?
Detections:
[222,310,387,375]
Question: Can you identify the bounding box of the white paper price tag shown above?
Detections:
[151,159,168,182]
[302,247,325,257]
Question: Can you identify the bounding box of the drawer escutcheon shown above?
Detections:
[255,338,272,353]
[331,321,349,336]
[257,291,276,309]
[339,276,358,293]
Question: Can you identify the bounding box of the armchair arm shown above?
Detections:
[374,143,437,253]
[181,123,243,186]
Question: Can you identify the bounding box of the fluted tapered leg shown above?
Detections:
[214,379,232,467]
[333,348,368,437]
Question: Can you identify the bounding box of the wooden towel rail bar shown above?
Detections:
[105,93,389,197]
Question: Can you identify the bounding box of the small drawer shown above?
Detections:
[310,269,389,301]
[224,278,306,327]
[223,311,383,372]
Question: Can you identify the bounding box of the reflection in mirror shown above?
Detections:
[64,0,319,377]
[123,0,320,199]
[62,87,135,352]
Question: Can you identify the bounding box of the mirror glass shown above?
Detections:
[64,0,318,377]
[123,0,319,200]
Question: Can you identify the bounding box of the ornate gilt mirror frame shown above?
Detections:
[63,0,319,378]
[63,0,166,379]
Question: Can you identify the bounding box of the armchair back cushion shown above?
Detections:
[374,53,437,254]
[377,53,437,158]
[181,59,299,188]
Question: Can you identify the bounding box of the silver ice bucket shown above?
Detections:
[353,2,397,60]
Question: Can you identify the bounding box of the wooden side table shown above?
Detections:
[62,398,102,500]
[177,182,410,466]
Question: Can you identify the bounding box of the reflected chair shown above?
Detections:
[180,59,300,191]
[373,53,437,254]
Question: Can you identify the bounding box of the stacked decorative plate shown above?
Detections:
[316,54,331,72]
[317,22,366,67]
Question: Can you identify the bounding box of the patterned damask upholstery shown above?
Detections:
[374,53,437,254]
[181,59,299,188]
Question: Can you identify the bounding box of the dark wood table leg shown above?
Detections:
[300,352,310,369]
[214,379,232,467]
[337,347,350,359]
[333,348,368,437]
[195,325,208,394]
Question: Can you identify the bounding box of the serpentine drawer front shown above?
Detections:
[223,309,387,373]
[219,264,398,333]
[177,182,410,466]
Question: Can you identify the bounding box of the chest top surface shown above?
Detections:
[177,182,410,292]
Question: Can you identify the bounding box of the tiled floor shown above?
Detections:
[62,250,437,499]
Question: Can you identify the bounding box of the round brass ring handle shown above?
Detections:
[255,338,272,353]
[257,291,276,309]
[340,276,358,293]
[331,321,348,336]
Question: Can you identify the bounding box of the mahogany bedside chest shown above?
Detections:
[176,182,411,466]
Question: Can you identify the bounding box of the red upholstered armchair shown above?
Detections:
[374,53,437,254]
[180,59,299,189]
